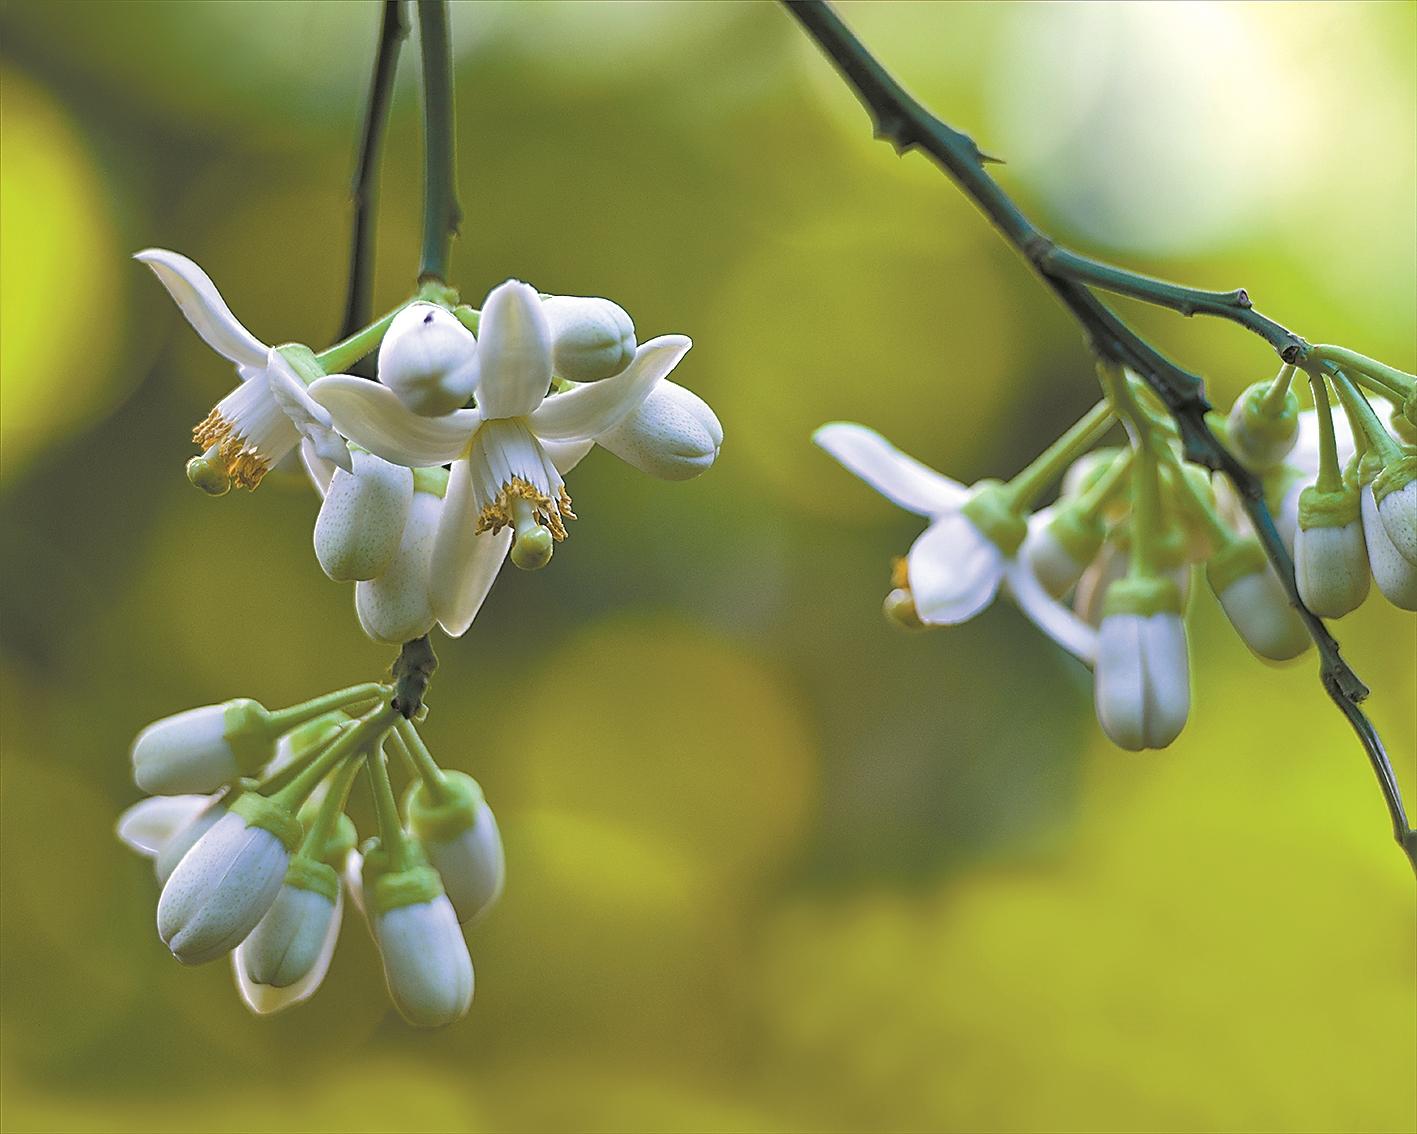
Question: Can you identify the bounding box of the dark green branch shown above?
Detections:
[416,0,461,284]
[783,0,1413,872]
[391,634,438,719]
[340,0,409,344]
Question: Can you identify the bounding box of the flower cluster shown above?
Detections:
[138,252,722,642]
[817,358,1415,752]
[118,684,502,1026]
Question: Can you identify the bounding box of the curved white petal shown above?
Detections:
[429,459,513,637]
[300,439,337,498]
[469,280,554,419]
[813,423,968,517]
[529,335,692,443]
[906,512,1004,624]
[310,375,478,467]
[542,438,595,475]
[1003,559,1098,664]
[233,888,343,1015]
[116,795,211,858]
[268,355,353,473]
[134,249,269,368]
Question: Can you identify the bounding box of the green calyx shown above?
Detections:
[453,304,479,334]
[406,771,483,844]
[1048,504,1105,564]
[1205,537,1267,595]
[413,466,451,498]
[223,699,277,776]
[1237,380,1299,443]
[960,481,1027,555]
[284,853,339,902]
[371,863,445,915]
[1297,484,1360,530]
[231,792,303,851]
[1373,452,1417,504]
[418,279,461,307]
[296,797,359,868]
[1102,574,1184,619]
[276,343,325,385]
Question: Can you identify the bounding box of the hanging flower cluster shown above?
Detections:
[122,250,721,1025]
[817,357,1415,752]
[119,685,507,1026]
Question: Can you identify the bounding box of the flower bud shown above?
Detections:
[1373,455,1416,566]
[117,794,216,883]
[131,700,274,795]
[594,380,722,481]
[377,303,478,417]
[1205,539,1310,662]
[156,793,301,965]
[405,773,505,924]
[542,295,636,382]
[355,487,440,644]
[371,865,474,1027]
[315,450,415,581]
[1226,381,1298,471]
[1094,577,1190,751]
[1024,505,1103,598]
[1361,483,1417,610]
[233,855,340,1013]
[1294,486,1369,618]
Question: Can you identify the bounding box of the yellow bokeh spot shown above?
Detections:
[0,68,122,479]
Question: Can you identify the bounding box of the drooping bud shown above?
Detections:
[405,772,505,924]
[355,487,441,644]
[156,793,302,965]
[131,700,275,795]
[542,295,636,382]
[1023,505,1103,598]
[1226,380,1299,471]
[594,380,722,481]
[233,854,341,1012]
[376,303,478,417]
[315,450,415,581]
[370,864,474,1027]
[1294,486,1369,618]
[1361,483,1417,610]
[1372,453,1417,566]
[1094,576,1190,751]
[1205,538,1310,661]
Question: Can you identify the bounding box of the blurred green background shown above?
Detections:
[2,2,1414,1131]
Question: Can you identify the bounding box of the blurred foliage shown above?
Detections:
[1,2,1413,1132]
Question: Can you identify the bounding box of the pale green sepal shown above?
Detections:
[1102,575,1184,619]
[418,280,460,306]
[275,343,325,385]
[231,793,303,851]
[1372,452,1417,505]
[1298,485,1360,530]
[284,854,339,902]
[223,700,277,776]
[371,864,445,915]
[295,800,358,869]
[453,305,479,334]
[405,772,483,844]
[1205,538,1267,595]
[412,466,451,498]
[960,481,1027,555]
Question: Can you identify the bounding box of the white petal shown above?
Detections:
[310,375,478,467]
[1002,558,1097,664]
[1294,520,1369,618]
[355,490,441,644]
[1363,485,1417,610]
[1140,613,1191,749]
[528,335,692,443]
[116,795,211,858]
[234,888,343,1016]
[267,354,353,473]
[1377,479,1417,566]
[906,512,1004,624]
[314,450,415,582]
[300,439,337,498]
[813,423,969,517]
[542,438,595,475]
[134,249,269,368]
[1216,570,1312,661]
[1094,613,1150,751]
[429,459,513,637]
[595,380,722,480]
[468,280,554,419]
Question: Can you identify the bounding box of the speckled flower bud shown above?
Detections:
[131,700,274,795]
[542,295,636,382]
[1206,539,1310,662]
[371,865,474,1028]
[1094,577,1190,752]
[1294,486,1369,618]
[377,303,478,417]
[1372,455,1416,566]
[406,772,505,924]
[315,450,415,581]
[1226,381,1299,471]
[355,486,441,644]
[1361,483,1417,610]
[234,855,341,1013]
[594,380,722,481]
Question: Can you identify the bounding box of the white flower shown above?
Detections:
[314,451,415,582]
[311,278,693,604]
[156,794,301,965]
[542,294,637,382]
[814,422,1097,661]
[135,248,351,489]
[368,865,474,1028]
[1294,486,1369,618]
[232,855,343,1015]
[376,303,479,417]
[594,380,722,481]
[131,699,276,795]
[405,772,505,924]
[1093,579,1191,751]
[1361,483,1417,610]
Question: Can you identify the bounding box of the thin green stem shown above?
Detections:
[416,0,461,283]
[1073,448,1133,519]
[1306,374,1343,494]
[300,752,365,860]
[268,705,396,812]
[367,739,414,871]
[394,718,449,800]
[1329,369,1402,464]
[1310,345,1415,398]
[266,683,392,735]
[1004,399,1114,508]
[1261,363,1297,417]
[314,305,408,373]
[340,0,409,345]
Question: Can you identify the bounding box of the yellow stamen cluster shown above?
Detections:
[193,411,271,490]
[475,477,575,541]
